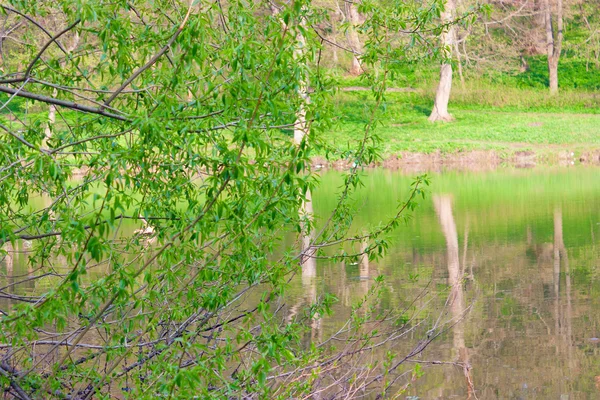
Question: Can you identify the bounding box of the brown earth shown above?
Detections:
[311,149,600,173]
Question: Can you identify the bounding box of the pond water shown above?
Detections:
[303,166,600,399]
[2,166,600,398]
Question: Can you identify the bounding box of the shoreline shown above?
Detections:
[312,148,600,172]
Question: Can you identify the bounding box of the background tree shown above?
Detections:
[429,0,457,122]
[345,0,363,75]
[544,0,563,94]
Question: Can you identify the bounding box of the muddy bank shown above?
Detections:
[311,149,600,173]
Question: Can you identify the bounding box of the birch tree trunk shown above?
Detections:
[544,0,563,95]
[273,4,315,276]
[44,32,80,142]
[346,2,362,76]
[289,9,315,275]
[429,0,455,122]
[293,28,310,145]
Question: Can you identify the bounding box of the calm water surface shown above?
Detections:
[305,166,600,399]
[3,166,600,399]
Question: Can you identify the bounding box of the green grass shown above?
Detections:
[325,55,600,157]
[326,80,600,157]
[4,57,600,159]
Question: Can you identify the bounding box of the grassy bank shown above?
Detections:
[3,58,600,161]
[327,66,600,159]
[328,89,600,156]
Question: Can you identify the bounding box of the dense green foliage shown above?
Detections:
[0,0,441,398]
[1,0,598,397]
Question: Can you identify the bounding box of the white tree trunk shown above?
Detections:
[44,32,80,143]
[293,29,310,145]
[346,2,362,76]
[300,188,316,277]
[429,64,454,122]
[429,0,455,122]
[44,100,57,140]
[454,40,465,89]
[271,3,310,145]
[276,6,315,279]
[544,0,562,95]
[299,188,320,342]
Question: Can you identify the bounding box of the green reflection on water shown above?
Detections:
[3,166,600,398]
[306,167,600,399]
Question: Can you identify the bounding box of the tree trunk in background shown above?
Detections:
[346,2,362,75]
[331,11,339,66]
[548,57,559,93]
[429,0,455,122]
[429,64,454,122]
[544,0,563,95]
[271,4,310,144]
[44,100,57,140]
[276,4,315,280]
[454,41,465,89]
[300,188,316,277]
[293,26,309,145]
[534,0,546,28]
[44,32,80,142]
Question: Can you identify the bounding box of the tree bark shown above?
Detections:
[454,41,465,89]
[548,58,559,94]
[429,64,454,122]
[44,32,79,142]
[534,0,546,28]
[429,0,455,122]
[543,0,562,95]
[275,4,315,280]
[293,26,309,145]
[271,4,309,144]
[346,2,362,76]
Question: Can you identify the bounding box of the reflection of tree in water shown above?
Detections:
[434,195,476,399]
[553,208,574,380]
[1,242,14,299]
[0,241,36,303]
[359,235,369,296]
[287,188,321,342]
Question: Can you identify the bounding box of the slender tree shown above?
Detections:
[346,1,363,75]
[543,0,563,94]
[44,32,79,142]
[429,0,456,122]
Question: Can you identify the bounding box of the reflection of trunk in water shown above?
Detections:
[300,188,316,279]
[553,209,561,348]
[359,235,369,296]
[434,195,475,399]
[553,208,574,373]
[297,188,321,341]
[2,242,14,295]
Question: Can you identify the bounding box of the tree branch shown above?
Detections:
[0,85,129,121]
[24,19,81,79]
[103,3,193,107]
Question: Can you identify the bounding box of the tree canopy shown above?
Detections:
[0,1,437,398]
